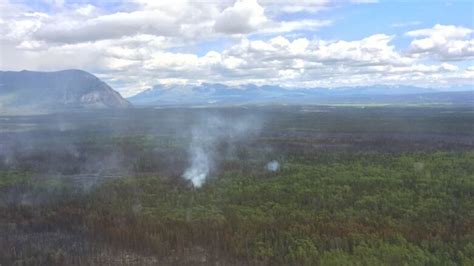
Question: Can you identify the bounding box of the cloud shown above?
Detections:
[261,0,330,14]
[1,0,334,46]
[391,21,422,28]
[2,0,219,44]
[107,33,467,96]
[214,0,267,34]
[260,19,332,34]
[75,4,99,17]
[35,10,180,43]
[406,24,474,61]
[0,0,471,95]
[260,0,376,15]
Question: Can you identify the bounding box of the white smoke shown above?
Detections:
[182,114,260,187]
[266,160,280,172]
[182,144,212,187]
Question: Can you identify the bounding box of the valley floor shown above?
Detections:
[0,106,473,265]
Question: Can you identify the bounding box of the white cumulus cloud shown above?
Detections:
[214,0,267,34]
[407,24,474,61]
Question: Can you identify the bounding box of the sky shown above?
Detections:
[0,0,473,97]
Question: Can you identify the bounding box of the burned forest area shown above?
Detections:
[1,106,473,265]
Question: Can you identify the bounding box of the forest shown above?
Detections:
[0,106,473,265]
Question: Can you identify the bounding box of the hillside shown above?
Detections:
[0,70,131,111]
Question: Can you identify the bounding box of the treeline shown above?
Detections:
[2,152,471,265]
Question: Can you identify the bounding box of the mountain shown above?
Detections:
[0,70,131,111]
[128,83,473,106]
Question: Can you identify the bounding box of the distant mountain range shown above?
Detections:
[1,69,472,112]
[0,70,131,111]
[128,83,474,106]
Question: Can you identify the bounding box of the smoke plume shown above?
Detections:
[266,160,280,172]
[182,114,260,187]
